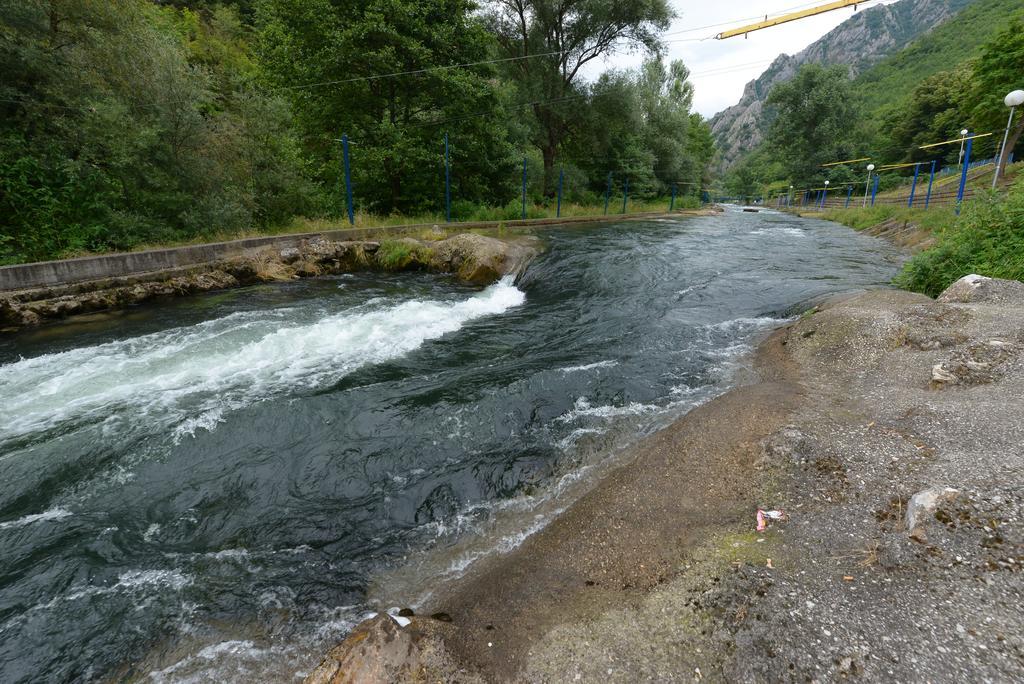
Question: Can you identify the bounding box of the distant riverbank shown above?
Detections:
[0,208,720,331]
[789,175,1024,298]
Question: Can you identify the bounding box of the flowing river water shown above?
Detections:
[0,208,903,682]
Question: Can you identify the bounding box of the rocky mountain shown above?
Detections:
[709,0,975,172]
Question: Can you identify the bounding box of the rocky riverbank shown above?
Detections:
[308,274,1024,682]
[0,233,538,330]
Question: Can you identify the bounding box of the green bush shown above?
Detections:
[375,239,434,270]
[895,181,1024,296]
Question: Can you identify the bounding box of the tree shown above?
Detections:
[876,65,973,165]
[256,0,519,215]
[637,58,695,192]
[562,57,706,199]
[764,64,861,187]
[968,16,1024,175]
[0,0,315,263]
[684,113,715,197]
[484,0,672,193]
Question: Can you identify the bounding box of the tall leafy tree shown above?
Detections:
[684,113,715,197]
[256,0,518,215]
[564,58,707,199]
[764,64,862,187]
[0,0,312,263]
[637,58,695,192]
[484,0,672,193]
[967,15,1024,174]
[876,65,973,165]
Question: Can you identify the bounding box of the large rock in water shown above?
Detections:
[304,614,418,684]
[304,613,479,684]
[428,233,534,285]
[937,274,1024,305]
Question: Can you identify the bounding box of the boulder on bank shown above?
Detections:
[304,613,479,684]
[428,233,534,284]
[937,274,1024,305]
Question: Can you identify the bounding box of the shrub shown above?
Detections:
[895,182,1024,296]
[375,239,433,271]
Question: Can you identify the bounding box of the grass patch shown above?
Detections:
[820,205,957,234]
[374,239,434,271]
[4,195,702,266]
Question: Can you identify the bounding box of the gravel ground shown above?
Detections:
[722,281,1024,682]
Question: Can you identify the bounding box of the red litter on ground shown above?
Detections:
[756,508,786,531]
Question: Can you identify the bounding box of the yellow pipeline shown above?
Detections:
[821,157,872,167]
[716,0,864,40]
[877,161,922,170]
[919,132,993,149]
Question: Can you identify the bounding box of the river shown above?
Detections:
[0,208,902,682]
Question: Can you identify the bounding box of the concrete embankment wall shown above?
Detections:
[0,227,386,292]
[0,211,696,292]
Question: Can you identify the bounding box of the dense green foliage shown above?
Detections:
[763,65,863,187]
[0,0,713,265]
[877,13,1024,167]
[897,180,1024,296]
[484,0,672,194]
[849,0,1022,118]
[255,0,519,215]
[722,0,1024,202]
[0,0,314,264]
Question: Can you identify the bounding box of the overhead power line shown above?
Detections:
[278,50,569,92]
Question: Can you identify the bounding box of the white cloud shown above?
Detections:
[584,0,900,118]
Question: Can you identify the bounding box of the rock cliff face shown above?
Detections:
[710,0,974,172]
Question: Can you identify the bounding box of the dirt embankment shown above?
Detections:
[859,217,937,251]
[0,233,537,330]
[786,209,938,252]
[309,274,1024,682]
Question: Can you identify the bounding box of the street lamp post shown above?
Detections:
[957,128,969,172]
[862,164,875,208]
[788,184,794,207]
[993,90,1024,189]
[822,180,830,208]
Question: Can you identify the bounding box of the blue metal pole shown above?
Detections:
[342,134,354,226]
[604,173,612,215]
[871,175,880,206]
[925,160,936,209]
[908,163,920,208]
[845,185,853,208]
[821,187,828,208]
[956,136,972,215]
[622,177,629,213]
[521,157,527,220]
[670,184,676,211]
[444,133,451,223]
[556,168,564,218]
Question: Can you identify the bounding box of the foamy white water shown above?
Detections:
[0,278,525,446]
[0,507,73,530]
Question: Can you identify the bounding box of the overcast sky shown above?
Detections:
[586,0,900,118]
